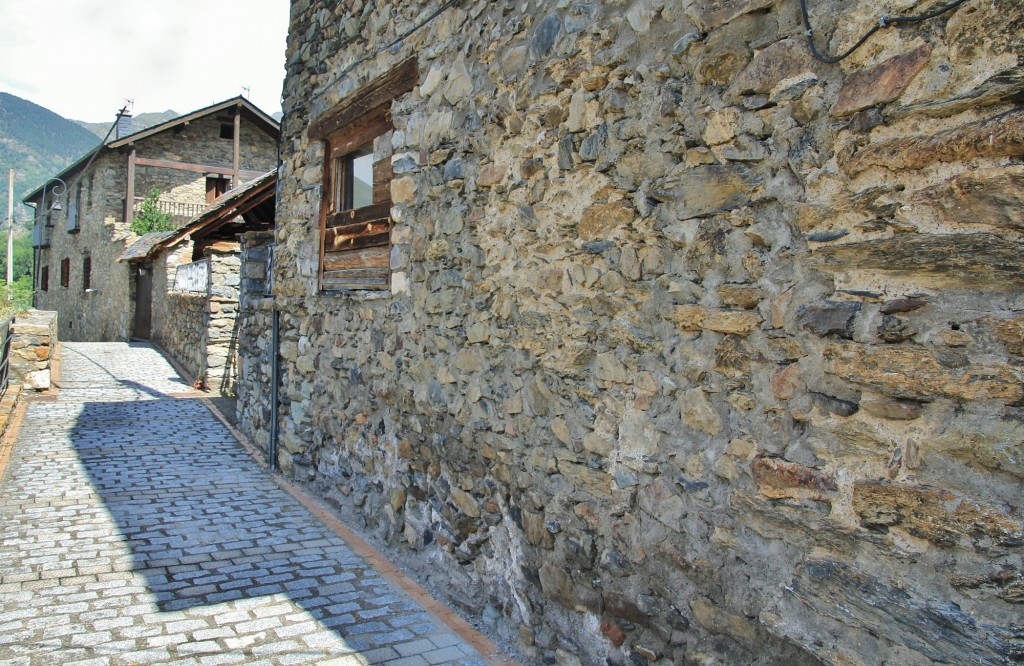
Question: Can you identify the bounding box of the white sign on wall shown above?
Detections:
[174,259,210,293]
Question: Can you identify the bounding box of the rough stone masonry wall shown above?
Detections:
[35,151,135,342]
[151,241,206,385]
[205,250,242,394]
[259,1,1024,664]
[9,309,58,391]
[236,231,274,452]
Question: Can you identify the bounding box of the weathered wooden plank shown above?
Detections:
[309,58,418,141]
[325,229,390,252]
[328,112,393,160]
[372,158,393,206]
[323,246,389,271]
[326,202,391,228]
[321,269,390,290]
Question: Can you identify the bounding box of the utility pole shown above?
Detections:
[6,169,12,287]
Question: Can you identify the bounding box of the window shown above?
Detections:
[60,258,70,288]
[82,256,91,291]
[309,58,417,291]
[206,175,230,203]
[67,182,82,233]
[220,123,234,140]
[41,266,49,292]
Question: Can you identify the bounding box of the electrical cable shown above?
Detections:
[334,0,460,82]
[800,0,972,64]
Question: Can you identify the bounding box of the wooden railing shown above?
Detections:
[133,197,209,222]
[0,316,13,399]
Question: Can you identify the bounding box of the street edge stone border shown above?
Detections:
[197,395,519,666]
[0,396,27,485]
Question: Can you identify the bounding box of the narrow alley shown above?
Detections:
[0,342,505,666]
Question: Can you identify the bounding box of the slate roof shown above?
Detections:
[118,231,177,263]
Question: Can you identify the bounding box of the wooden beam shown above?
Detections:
[232,105,241,188]
[133,157,263,179]
[308,58,418,141]
[126,146,136,226]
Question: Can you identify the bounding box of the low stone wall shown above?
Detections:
[10,309,58,391]
[161,292,206,384]
[206,251,242,394]
[235,232,274,453]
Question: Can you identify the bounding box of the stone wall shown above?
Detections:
[151,243,244,394]
[151,241,206,384]
[35,152,135,341]
[236,231,274,452]
[251,1,1024,664]
[206,250,242,394]
[9,309,58,391]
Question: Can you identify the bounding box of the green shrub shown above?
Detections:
[130,188,175,235]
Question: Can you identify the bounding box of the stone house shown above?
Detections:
[239,1,1024,664]
[119,171,277,394]
[24,98,279,342]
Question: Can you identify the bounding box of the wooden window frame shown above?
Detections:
[309,58,417,292]
[82,256,92,291]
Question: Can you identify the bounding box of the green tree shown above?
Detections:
[130,188,175,235]
[0,233,35,280]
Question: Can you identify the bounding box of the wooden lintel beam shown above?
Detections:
[133,157,263,180]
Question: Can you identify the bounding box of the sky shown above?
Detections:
[0,0,290,122]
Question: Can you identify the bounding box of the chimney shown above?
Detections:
[116,112,133,139]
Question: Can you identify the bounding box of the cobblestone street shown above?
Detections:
[0,343,497,666]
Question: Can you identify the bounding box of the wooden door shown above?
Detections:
[134,265,153,340]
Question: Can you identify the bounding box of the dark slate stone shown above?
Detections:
[443,158,465,181]
[531,14,562,59]
[428,379,446,407]
[880,297,928,314]
[672,32,704,56]
[580,124,608,162]
[798,301,862,338]
[807,230,849,243]
[676,475,709,492]
[849,107,884,132]
[811,391,860,417]
[558,135,575,170]
[877,315,914,343]
[392,153,418,173]
[582,240,616,254]
[564,3,596,33]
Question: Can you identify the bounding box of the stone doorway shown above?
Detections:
[133,264,153,340]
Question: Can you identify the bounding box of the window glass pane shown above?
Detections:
[350,146,374,209]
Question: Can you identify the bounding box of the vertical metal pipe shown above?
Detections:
[269,307,279,472]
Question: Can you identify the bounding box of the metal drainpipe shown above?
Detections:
[269,307,279,472]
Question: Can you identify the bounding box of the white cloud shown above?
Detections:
[0,0,289,121]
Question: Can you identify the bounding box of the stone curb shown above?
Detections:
[198,393,520,666]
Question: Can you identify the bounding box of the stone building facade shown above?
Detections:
[239,1,1024,663]
[126,171,277,394]
[146,245,243,393]
[25,98,278,342]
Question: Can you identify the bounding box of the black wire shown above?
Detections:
[800,0,972,64]
[335,0,460,82]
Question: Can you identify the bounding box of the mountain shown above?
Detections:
[76,110,180,140]
[0,92,101,221]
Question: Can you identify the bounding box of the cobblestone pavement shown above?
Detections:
[0,343,491,666]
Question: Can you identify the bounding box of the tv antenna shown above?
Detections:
[123,98,135,113]
[241,86,251,99]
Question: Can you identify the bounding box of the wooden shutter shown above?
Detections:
[313,58,417,292]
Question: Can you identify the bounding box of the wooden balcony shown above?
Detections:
[132,197,209,224]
